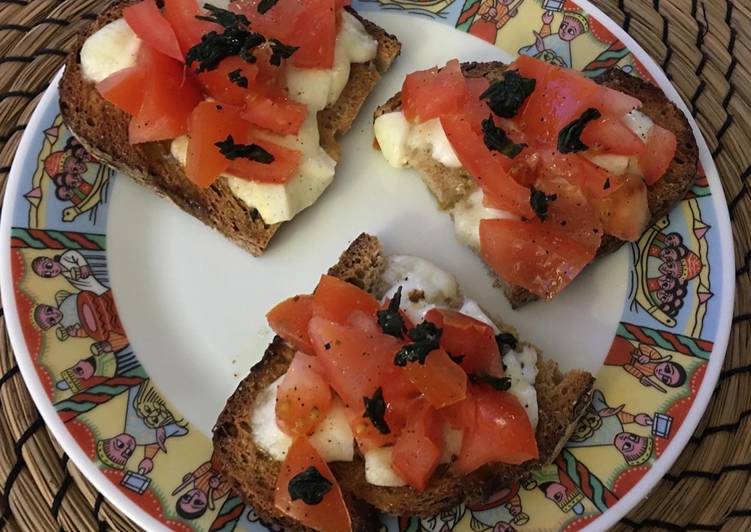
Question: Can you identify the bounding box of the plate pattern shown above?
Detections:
[4,1,725,531]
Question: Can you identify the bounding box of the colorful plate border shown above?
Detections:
[0,1,734,531]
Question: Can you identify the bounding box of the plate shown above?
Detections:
[0,1,734,531]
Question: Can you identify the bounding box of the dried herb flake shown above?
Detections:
[482,117,525,159]
[363,387,390,435]
[480,70,536,118]
[530,187,557,221]
[394,321,442,366]
[377,286,405,338]
[495,332,518,354]
[288,466,332,506]
[470,374,512,391]
[558,107,601,154]
[228,68,249,88]
[215,135,274,164]
[257,0,279,14]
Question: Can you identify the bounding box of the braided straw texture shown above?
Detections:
[0,0,749,530]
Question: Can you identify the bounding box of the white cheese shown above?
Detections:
[374,112,462,170]
[373,112,411,167]
[503,345,539,429]
[623,110,654,142]
[457,298,500,333]
[381,255,462,324]
[441,424,464,463]
[250,377,355,462]
[80,19,141,83]
[364,447,407,487]
[407,119,462,168]
[584,153,631,176]
[451,188,518,250]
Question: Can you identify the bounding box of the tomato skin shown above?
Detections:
[424,308,502,378]
[510,55,554,84]
[581,116,644,155]
[96,65,146,116]
[163,0,220,54]
[274,438,352,532]
[402,59,467,123]
[639,124,677,185]
[123,0,183,61]
[479,218,595,300]
[461,77,491,133]
[311,275,381,326]
[276,352,332,437]
[454,384,538,475]
[243,93,308,135]
[440,387,476,431]
[195,57,259,107]
[287,0,337,69]
[186,101,249,187]
[128,46,203,144]
[591,173,650,242]
[345,407,397,452]
[403,348,467,409]
[593,85,642,118]
[440,114,533,218]
[392,399,444,491]
[226,133,302,184]
[267,295,315,354]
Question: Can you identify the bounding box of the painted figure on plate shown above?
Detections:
[518,10,589,68]
[458,0,524,44]
[31,249,108,294]
[56,348,141,393]
[172,453,232,520]
[605,341,687,393]
[522,465,586,516]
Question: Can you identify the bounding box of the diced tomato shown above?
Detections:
[639,124,677,185]
[123,0,183,62]
[392,399,444,491]
[479,218,596,300]
[440,388,476,431]
[276,352,332,437]
[519,67,599,144]
[311,275,381,326]
[581,116,644,155]
[402,60,467,123]
[163,0,220,54]
[308,317,401,409]
[227,133,302,184]
[592,85,642,118]
[244,93,308,135]
[510,55,554,85]
[194,57,259,107]
[463,77,491,132]
[424,308,502,378]
[344,407,397,452]
[591,174,650,241]
[274,438,351,532]
[96,65,146,116]
[231,0,296,42]
[380,365,419,436]
[454,384,538,475]
[267,295,315,354]
[128,46,203,144]
[186,101,249,187]
[403,348,467,409]
[441,114,533,217]
[287,0,337,69]
[533,175,603,252]
[533,150,612,200]
[253,48,289,95]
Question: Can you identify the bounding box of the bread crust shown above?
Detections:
[374,62,699,308]
[213,233,594,526]
[59,1,401,256]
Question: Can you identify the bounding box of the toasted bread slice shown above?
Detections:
[213,234,595,528]
[60,1,401,256]
[374,62,699,308]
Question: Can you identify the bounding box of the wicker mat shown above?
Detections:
[0,0,749,531]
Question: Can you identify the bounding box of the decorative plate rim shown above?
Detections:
[0,1,735,530]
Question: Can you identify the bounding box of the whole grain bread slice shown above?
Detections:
[213,233,595,528]
[60,1,401,256]
[374,62,699,308]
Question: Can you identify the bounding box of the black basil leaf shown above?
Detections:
[377,286,405,338]
[530,187,557,221]
[558,107,601,154]
[257,0,279,14]
[228,68,248,88]
[269,39,299,67]
[215,135,275,164]
[480,70,536,118]
[482,116,526,159]
[197,4,250,29]
[495,332,518,354]
[363,387,390,434]
[288,466,332,506]
[394,321,442,366]
[470,374,512,391]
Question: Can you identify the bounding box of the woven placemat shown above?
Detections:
[0,0,748,531]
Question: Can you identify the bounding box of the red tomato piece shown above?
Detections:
[226,133,301,184]
[276,352,332,437]
[163,0,220,54]
[592,85,642,118]
[231,0,295,42]
[311,275,381,326]
[454,384,538,475]
[479,218,596,300]
[244,92,308,135]
[186,101,250,187]
[128,46,203,144]
[424,308,502,378]
[195,57,259,107]
[403,348,467,409]
[380,365,420,437]
[440,387,476,431]
[308,317,401,409]
[509,55,554,84]
[463,77,491,133]
[581,116,644,155]
[441,114,533,217]
[287,0,337,69]
[402,60,468,123]
[519,67,599,144]
[96,65,146,116]
[639,124,677,185]
[392,399,444,491]
[123,0,182,62]
[267,294,315,354]
[591,173,650,242]
[344,407,397,452]
[274,438,351,532]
